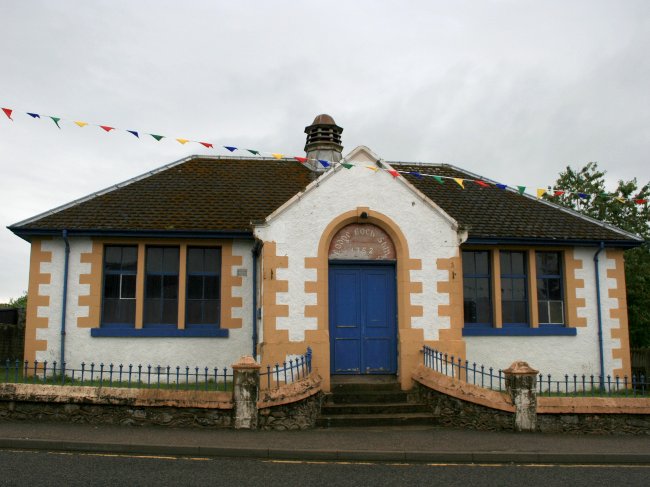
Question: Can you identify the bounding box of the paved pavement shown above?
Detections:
[0,421,648,464]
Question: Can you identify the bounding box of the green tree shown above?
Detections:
[545,162,650,347]
[7,291,28,309]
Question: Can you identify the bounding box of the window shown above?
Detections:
[461,248,575,337]
[101,246,137,326]
[462,250,492,325]
[536,251,565,324]
[186,247,221,326]
[500,251,528,325]
[144,246,179,326]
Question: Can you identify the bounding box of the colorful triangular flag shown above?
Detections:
[294,156,308,163]
[410,171,423,179]
[150,134,164,141]
[224,146,237,152]
[247,149,260,155]
[176,138,190,145]
[496,184,507,190]
[100,125,114,132]
[318,159,330,167]
[433,176,444,185]
[27,112,40,118]
[388,169,399,178]
[536,188,547,199]
[50,117,61,129]
[366,165,379,172]
[577,193,590,199]
[2,108,13,120]
[553,190,565,196]
[615,197,626,203]
[341,163,353,169]
[127,130,139,138]
[453,178,465,189]
[475,180,490,188]
[271,153,283,160]
[517,186,526,195]
[74,121,88,127]
[634,198,648,204]
[199,141,213,148]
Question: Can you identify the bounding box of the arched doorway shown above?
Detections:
[328,223,397,374]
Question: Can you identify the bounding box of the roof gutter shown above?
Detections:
[464,237,642,249]
[8,227,255,242]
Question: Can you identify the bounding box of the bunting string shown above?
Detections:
[1,104,647,206]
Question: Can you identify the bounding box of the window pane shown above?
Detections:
[204,300,219,324]
[162,299,178,325]
[144,298,161,325]
[511,301,527,323]
[464,300,477,323]
[120,299,136,324]
[204,275,219,299]
[121,247,138,271]
[145,275,161,299]
[537,279,548,300]
[187,275,203,299]
[104,274,120,298]
[537,252,560,276]
[121,274,136,299]
[146,247,163,273]
[204,248,220,272]
[103,299,118,323]
[501,278,512,298]
[500,252,511,275]
[186,300,202,324]
[547,278,562,300]
[105,247,122,271]
[188,248,203,273]
[475,252,489,275]
[163,247,179,273]
[550,301,564,324]
[538,302,549,324]
[511,252,525,274]
[462,251,476,275]
[163,275,178,299]
[512,278,526,300]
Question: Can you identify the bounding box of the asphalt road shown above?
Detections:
[1,449,649,487]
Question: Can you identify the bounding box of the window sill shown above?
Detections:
[91,327,229,338]
[462,326,577,337]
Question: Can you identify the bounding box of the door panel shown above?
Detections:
[329,264,396,374]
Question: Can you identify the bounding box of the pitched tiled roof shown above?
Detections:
[393,163,640,244]
[10,156,641,245]
[11,157,315,234]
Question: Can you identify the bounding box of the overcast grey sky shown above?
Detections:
[1,0,648,302]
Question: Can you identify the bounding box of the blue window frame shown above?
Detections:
[186,247,221,327]
[143,246,179,327]
[462,250,492,326]
[500,251,528,326]
[536,251,565,325]
[101,245,137,327]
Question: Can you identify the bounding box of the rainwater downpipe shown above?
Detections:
[593,241,605,387]
[252,241,262,357]
[60,229,71,367]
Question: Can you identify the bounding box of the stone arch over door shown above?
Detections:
[304,207,424,391]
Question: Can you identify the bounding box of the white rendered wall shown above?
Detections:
[466,247,624,379]
[35,238,254,371]
[255,163,460,345]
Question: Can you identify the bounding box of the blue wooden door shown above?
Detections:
[329,264,397,374]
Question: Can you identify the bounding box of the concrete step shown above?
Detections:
[330,381,402,393]
[316,412,436,428]
[326,391,411,404]
[321,402,431,415]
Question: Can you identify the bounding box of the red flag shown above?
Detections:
[199,142,213,148]
[475,180,490,188]
[554,190,565,197]
[388,169,399,178]
[100,125,114,132]
[2,108,13,120]
[634,199,648,204]
[294,156,308,163]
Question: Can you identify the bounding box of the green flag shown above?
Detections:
[150,134,164,141]
[50,116,61,129]
[517,186,526,195]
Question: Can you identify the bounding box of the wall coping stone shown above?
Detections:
[258,373,322,409]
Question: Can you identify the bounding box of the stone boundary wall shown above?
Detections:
[258,374,322,430]
[0,373,322,430]
[413,365,650,435]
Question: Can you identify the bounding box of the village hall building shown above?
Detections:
[10,115,642,391]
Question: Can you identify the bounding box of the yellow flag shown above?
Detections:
[616,197,626,203]
[453,178,465,189]
[74,121,88,127]
[536,188,547,199]
[176,138,189,145]
[272,153,283,159]
[365,165,378,172]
